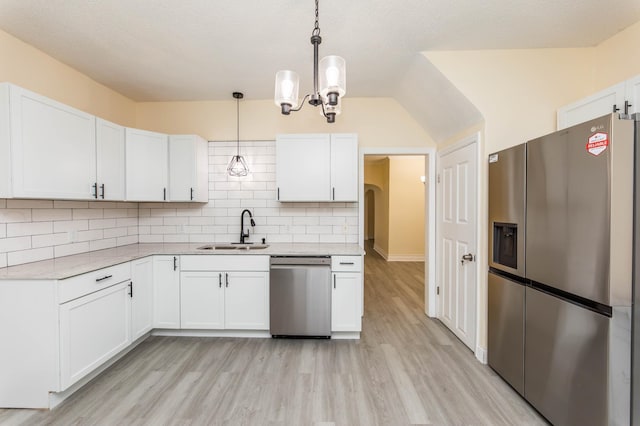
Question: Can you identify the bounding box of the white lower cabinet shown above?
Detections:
[331,256,363,332]
[131,257,154,340]
[59,281,131,390]
[180,272,225,329]
[224,271,269,330]
[179,255,269,330]
[153,256,181,329]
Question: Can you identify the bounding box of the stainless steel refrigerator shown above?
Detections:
[488,113,634,426]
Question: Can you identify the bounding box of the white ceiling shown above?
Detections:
[1,0,639,141]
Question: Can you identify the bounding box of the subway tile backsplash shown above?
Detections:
[0,140,358,267]
[0,200,139,268]
[138,141,358,245]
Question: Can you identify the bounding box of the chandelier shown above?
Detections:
[274,0,346,123]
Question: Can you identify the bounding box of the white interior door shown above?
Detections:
[437,141,477,351]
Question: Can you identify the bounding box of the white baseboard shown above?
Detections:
[386,254,425,262]
[373,244,388,259]
[475,345,487,364]
[152,329,272,338]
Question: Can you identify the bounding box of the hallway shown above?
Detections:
[0,248,545,425]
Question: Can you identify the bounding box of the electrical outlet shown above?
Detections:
[67,230,77,243]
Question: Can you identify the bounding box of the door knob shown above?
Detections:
[461,253,475,265]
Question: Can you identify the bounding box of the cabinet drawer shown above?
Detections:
[331,256,362,272]
[180,255,269,272]
[58,262,131,303]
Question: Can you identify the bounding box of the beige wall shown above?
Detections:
[135,98,436,148]
[364,159,390,257]
[594,20,640,89]
[427,24,640,353]
[0,29,136,126]
[388,156,425,259]
[365,156,425,260]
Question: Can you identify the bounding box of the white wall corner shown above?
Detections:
[372,244,388,260]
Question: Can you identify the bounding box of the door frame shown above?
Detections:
[359,147,437,317]
[436,132,483,362]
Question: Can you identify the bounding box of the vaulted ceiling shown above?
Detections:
[2,0,639,141]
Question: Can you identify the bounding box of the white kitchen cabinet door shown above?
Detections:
[180,271,225,329]
[125,128,168,201]
[330,134,358,202]
[153,256,181,329]
[96,118,125,201]
[59,281,131,390]
[331,272,362,332]
[168,135,208,202]
[224,271,269,330]
[131,257,153,341]
[276,134,331,201]
[625,75,640,116]
[557,82,626,130]
[9,85,97,200]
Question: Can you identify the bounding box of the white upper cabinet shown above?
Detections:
[0,84,97,200]
[276,133,358,202]
[168,135,209,202]
[625,75,640,116]
[330,134,358,202]
[557,75,640,130]
[276,133,331,201]
[125,128,169,201]
[96,118,125,200]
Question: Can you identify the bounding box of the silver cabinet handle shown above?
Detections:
[333,274,336,289]
[173,256,177,271]
[339,262,354,265]
[96,274,113,282]
[163,188,167,201]
[225,273,229,288]
[100,184,105,199]
[92,182,98,199]
[218,273,222,288]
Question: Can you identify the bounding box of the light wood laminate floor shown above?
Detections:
[0,243,546,425]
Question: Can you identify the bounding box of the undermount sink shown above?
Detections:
[197,243,269,250]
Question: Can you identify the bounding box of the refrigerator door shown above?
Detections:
[526,115,612,305]
[487,271,524,396]
[488,144,526,277]
[525,288,608,426]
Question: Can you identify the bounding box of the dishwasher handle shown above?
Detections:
[271,263,331,270]
[270,256,331,266]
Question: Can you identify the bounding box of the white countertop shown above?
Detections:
[0,243,365,280]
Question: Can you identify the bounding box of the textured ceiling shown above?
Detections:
[1,0,639,141]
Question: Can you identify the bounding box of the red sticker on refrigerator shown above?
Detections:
[586,132,609,156]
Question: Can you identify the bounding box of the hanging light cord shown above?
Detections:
[236,95,240,155]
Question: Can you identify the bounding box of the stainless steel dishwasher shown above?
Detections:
[269,256,331,338]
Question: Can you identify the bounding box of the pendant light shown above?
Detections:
[227,91,249,177]
[274,0,346,123]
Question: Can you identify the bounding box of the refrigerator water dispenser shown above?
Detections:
[493,223,517,269]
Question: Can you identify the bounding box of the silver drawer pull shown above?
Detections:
[96,275,113,282]
[339,262,355,265]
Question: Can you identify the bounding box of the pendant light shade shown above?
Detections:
[274,70,300,114]
[227,92,249,177]
[228,155,250,177]
[319,55,346,105]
